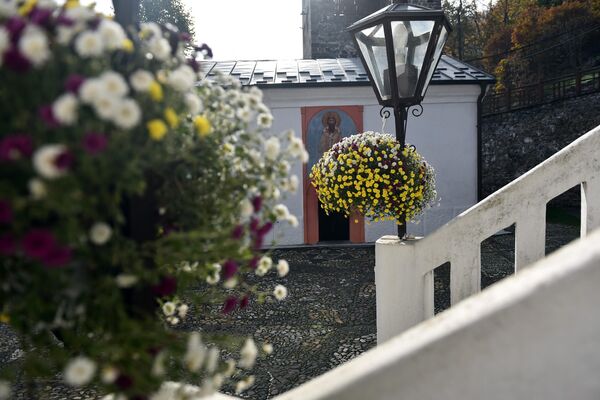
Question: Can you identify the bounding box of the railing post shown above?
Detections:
[581,177,600,236]
[375,235,427,343]
[575,69,582,96]
[515,204,546,271]
[450,243,481,305]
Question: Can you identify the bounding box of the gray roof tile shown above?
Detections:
[199,56,494,88]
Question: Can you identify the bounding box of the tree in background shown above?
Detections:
[139,0,195,39]
[443,0,487,63]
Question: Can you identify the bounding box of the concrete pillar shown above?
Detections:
[581,177,600,236]
[375,235,428,343]
[450,243,481,306]
[515,205,546,271]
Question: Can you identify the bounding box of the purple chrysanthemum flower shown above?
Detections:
[29,7,53,26]
[151,276,177,297]
[42,245,72,268]
[54,148,74,170]
[65,74,86,94]
[222,259,238,280]
[21,229,56,260]
[4,46,31,72]
[0,134,33,161]
[252,196,262,213]
[38,105,59,128]
[82,132,108,155]
[231,224,244,239]
[222,296,238,314]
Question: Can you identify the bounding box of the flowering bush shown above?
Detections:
[310,131,436,225]
[0,1,306,398]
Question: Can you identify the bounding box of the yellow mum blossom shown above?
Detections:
[164,107,179,128]
[147,119,168,141]
[122,39,135,53]
[19,0,37,15]
[194,115,212,137]
[0,313,10,324]
[149,81,163,102]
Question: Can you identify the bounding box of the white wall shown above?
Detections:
[262,84,481,245]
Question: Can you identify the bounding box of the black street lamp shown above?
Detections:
[347,0,451,238]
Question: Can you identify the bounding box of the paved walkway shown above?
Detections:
[0,223,580,399]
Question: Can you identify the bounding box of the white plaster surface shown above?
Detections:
[275,227,600,400]
[262,84,481,245]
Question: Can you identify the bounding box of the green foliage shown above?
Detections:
[139,0,195,40]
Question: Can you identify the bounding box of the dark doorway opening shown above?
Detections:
[318,202,349,242]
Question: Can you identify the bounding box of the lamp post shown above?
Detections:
[113,0,141,27]
[347,0,451,238]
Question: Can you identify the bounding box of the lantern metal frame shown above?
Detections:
[347,1,452,237]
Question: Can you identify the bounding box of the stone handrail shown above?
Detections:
[375,124,600,342]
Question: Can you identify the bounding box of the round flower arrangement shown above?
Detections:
[0,1,307,399]
[310,131,437,225]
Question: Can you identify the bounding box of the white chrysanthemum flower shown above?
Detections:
[130,70,154,92]
[115,274,138,288]
[140,22,162,39]
[0,1,16,17]
[184,93,203,115]
[206,272,220,285]
[0,380,10,400]
[167,316,179,325]
[276,259,289,277]
[92,94,119,120]
[224,359,236,377]
[89,222,112,245]
[162,301,176,317]
[149,37,171,61]
[28,178,47,199]
[205,347,219,374]
[79,79,102,104]
[100,71,129,98]
[240,198,254,219]
[235,376,255,395]
[167,65,195,92]
[0,27,9,64]
[19,26,50,67]
[98,19,126,50]
[52,93,78,125]
[258,256,273,271]
[56,26,78,45]
[184,332,206,372]
[236,107,252,123]
[151,352,166,377]
[33,144,68,179]
[238,338,258,369]
[223,277,237,289]
[113,98,141,129]
[65,6,95,21]
[273,284,288,301]
[264,137,280,160]
[178,304,189,318]
[287,214,299,227]
[258,112,273,128]
[75,31,104,57]
[64,356,96,387]
[100,366,118,384]
[273,204,290,220]
[288,136,309,162]
[288,175,299,193]
[262,343,274,355]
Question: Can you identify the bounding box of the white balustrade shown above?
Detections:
[376,124,600,343]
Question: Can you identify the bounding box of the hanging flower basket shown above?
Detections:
[310,131,437,225]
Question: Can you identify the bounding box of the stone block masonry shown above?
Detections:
[481,92,600,206]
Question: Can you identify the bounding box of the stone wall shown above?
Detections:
[308,0,442,59]
[481,92,600,206]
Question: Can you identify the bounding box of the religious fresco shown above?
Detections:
[306,108,358,176]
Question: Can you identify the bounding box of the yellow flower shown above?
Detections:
[0,313,9,324]
[19,0,37,15]
[65,0,80,8]
[122,39,134,53]
[149,81,163,102]
[194,115,212,137]
[164,107,179,128]
[147,119,168,141]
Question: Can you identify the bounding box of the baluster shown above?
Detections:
[582,177,600,236]
[515,205,546,271]
[450,243,481,306]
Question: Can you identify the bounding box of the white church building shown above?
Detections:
[200,56,494,245]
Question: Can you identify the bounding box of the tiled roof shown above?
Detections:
[198,56,494,88]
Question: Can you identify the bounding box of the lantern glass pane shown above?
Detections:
[391,20,434,98]
[421,25,449,96]
[355,24,391,100]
